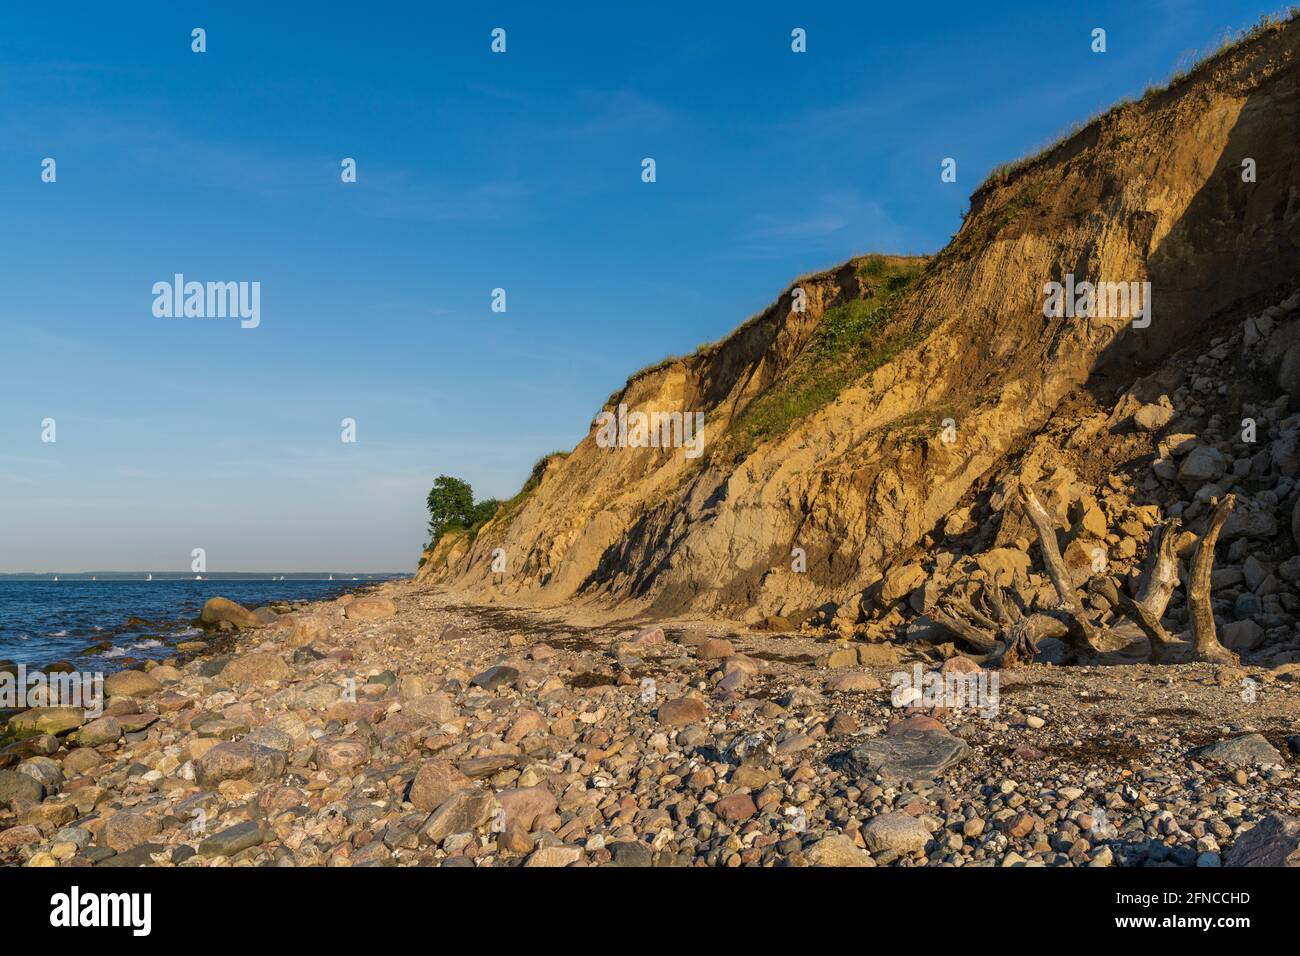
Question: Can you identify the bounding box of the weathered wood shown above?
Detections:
[1188,495,1238,664]
[930,603,998,654]
[991,613,1070,669]
[1087,574,1178,663]
[1135,517,1181,619]
[1019,485,1101,651]
[984,580,1022,626]
[930,490,1235,670]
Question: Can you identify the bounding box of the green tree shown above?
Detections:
[426,475,474,543]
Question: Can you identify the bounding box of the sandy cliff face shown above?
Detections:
[423,20,1300,623]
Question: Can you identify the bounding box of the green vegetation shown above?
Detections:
[425,475,501,547]
[714,256,926,461]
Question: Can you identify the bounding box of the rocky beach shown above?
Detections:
[1,579,1298,868]
[5,7,1300,888]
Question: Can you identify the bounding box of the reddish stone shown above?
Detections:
[715,792,757,822]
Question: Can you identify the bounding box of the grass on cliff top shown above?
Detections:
[977,9,1298,193]
[713,256,926,462]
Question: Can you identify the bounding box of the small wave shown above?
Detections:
[102,646,127,658]
[132,639,162,649]
[47,630,68,637]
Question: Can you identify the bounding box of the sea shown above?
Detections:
[0,575,405,672]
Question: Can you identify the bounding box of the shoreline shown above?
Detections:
[0,579,384,680]
[1,578,1297,867]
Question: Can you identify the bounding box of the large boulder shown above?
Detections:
[1222,620,1266,653]
[836,730,970,786]
[1277,341,1300,408]
[497,785,559,831]
[194,740,287,788]
[1133,399,1175,432]
[861,812,931,855]
[219,652,292,685]
[1222,505,1279,541]
[0,768,45,803]
[344,596,397,620]
[313,737,369,773]
[101,809,160,852]
[1226,813,1300,866]
[804,834,874,867]
[420,787,498,844]
[975,548,1031,586]
[409,759,474,811]
[1177,445,1227,487]
[403,693,457,724]
[72,716,123,747]
[880,563,926,603]
[200,597,263,628]
[286,615,331,648]
[1192,733,1284,767]
[657,697,708,727]
[6,706,86,736]
[103,669,162,699]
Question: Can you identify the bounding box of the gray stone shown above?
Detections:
[862,812,931,855]
[836,730,970,785]
[470,666,519,691]
[98,843,166,866]
[1222,619,1265,653]
[1226,814,1300,866]
[1178,446,1226,486]
[606,840,654,867]
[1192,733,1284,768]
[244,726,296,752]
[198,821,265,857]
[0,768,44,803]
[1223,507,1279,541]
[17,756,63,792]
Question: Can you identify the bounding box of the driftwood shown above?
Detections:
[1188,495,1238,664]
[932,486,1239,669]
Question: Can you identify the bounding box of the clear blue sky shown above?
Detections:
[0,1,1277,572]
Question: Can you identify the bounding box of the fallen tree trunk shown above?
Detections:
[1188,494,1237,664]
[930,484,1239,670]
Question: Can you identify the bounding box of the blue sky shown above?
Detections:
[0,1,1278,572]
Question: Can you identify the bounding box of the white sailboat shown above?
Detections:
[146,573,152,581]
[53,575,58,582]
